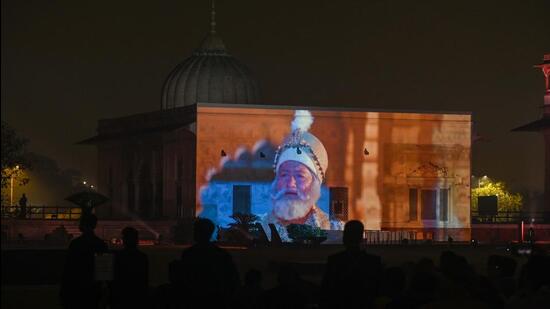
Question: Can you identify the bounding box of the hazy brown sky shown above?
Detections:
[2,0,549,194]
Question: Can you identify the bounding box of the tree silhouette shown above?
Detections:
[229,213,259,231]
[1,122,30,204]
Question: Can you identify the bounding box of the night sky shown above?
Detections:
[2,0,549,196]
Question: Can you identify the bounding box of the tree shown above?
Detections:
[229,213,259,230]
[286,224,328,244]
[1,122,30,204]
[218,213,260,244]
[471,177,523,213]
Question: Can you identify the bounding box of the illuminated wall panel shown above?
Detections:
[196,104,471,235]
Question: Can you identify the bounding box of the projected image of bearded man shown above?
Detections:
[271,160,325,227]
[264,110,340,232]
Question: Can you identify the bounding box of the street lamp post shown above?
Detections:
[10,176,13,206]
[9,165,19,206]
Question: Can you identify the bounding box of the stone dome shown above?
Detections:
[161,30,261,109]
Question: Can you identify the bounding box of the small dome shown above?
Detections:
[161,31,261,109]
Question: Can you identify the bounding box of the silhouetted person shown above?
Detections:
[111,227,149,309]
[321,220,382,309]
[60,214,108,309]
[18,193,27,218]
[527,228,536,244]
[179,218,240,308]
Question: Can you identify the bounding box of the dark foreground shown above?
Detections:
[2,243,549,308]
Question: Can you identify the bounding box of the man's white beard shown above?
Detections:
[270,179,321,222]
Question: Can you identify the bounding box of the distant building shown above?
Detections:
[512,54,550,211]
[80,6,472,241]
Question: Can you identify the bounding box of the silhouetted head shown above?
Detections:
[79,214,98,234]
[343,220,364,248]
[122,226,139,249]
[193,218,215,243]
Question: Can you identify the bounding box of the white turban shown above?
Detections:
[274,110,328,182]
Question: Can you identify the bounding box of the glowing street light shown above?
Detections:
[482,175,488,186]
[476,175,489,188]
[10,165,20,206]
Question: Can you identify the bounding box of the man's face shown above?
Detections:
[275,160,314,199]
[271,160,320,222]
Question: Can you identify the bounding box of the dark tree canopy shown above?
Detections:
[1,121,30,189]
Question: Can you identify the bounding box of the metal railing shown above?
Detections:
[471,211,550,224]
[1,206,82,220]
[363,230,418,244]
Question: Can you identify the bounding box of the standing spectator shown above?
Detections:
[111,227,149,309]
[527,228,536,244]
[321,220,382,309]
[18,193,27,218]
[179,218,240,308]
[60,214,108,309]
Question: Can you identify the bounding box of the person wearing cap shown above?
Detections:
[262,110,342,241]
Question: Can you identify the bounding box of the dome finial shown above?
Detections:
[210,0,216,34]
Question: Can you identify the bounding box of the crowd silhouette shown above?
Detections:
[60,215,550,309]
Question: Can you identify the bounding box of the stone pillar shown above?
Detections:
[542,63,549,115]
[539,55,550,212]
[544,130,550,212]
